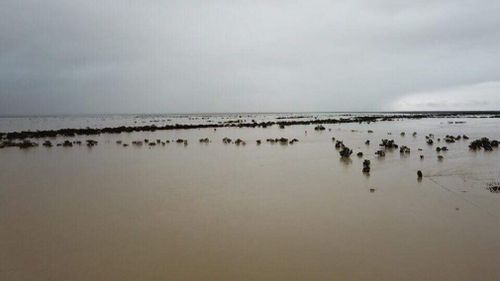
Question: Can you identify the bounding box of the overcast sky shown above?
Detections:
[1,0,499,114]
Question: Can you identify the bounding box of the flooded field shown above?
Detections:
[1,114,499,280]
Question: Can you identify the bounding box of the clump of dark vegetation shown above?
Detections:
[86,140,98,147]
[444,135,461,143]
[399,145,410,154]
[278,138,289,144]
[199,138,210,143]
[235,139,246,145]
[0,140,38,149]
[42,140,53,147]
[339,146,353,158]
[335,140,344,149]
[488,181,500,193]
[62,140,73,147]
[435,146,448,152]
[314,125,326,131]
[425,134,434,145]
[469,138,499,151]
[362,159,371,173]
[379,139,398,149]
[265,137,298,145]
[18,140,38,149]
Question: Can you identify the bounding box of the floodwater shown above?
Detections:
[1,116,499,280]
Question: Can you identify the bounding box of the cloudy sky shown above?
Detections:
[1,0,499,114]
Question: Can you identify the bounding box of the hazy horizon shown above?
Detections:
[1,1,500,114]
[2,110,500,120]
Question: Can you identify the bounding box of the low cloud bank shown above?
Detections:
[391,81,500,111]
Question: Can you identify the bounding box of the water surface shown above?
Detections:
[1,115,499,280]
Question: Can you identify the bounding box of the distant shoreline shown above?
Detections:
[1,112,499,141]
[1,110,500,119]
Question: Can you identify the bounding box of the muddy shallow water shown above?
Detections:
[1,117,499,280]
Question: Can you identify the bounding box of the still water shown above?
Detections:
[1,116,499,280]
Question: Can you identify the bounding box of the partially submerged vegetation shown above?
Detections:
[469,138,499,151]
[339,146,353,158]
[2,112,499,141]
[1,113,499,197]
[488,181,500,193]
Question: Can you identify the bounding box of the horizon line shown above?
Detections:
[1,110,500,118]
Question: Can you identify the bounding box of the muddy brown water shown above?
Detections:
[1,118,499,280]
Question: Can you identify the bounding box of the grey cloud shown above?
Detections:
[1,0,499,114]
